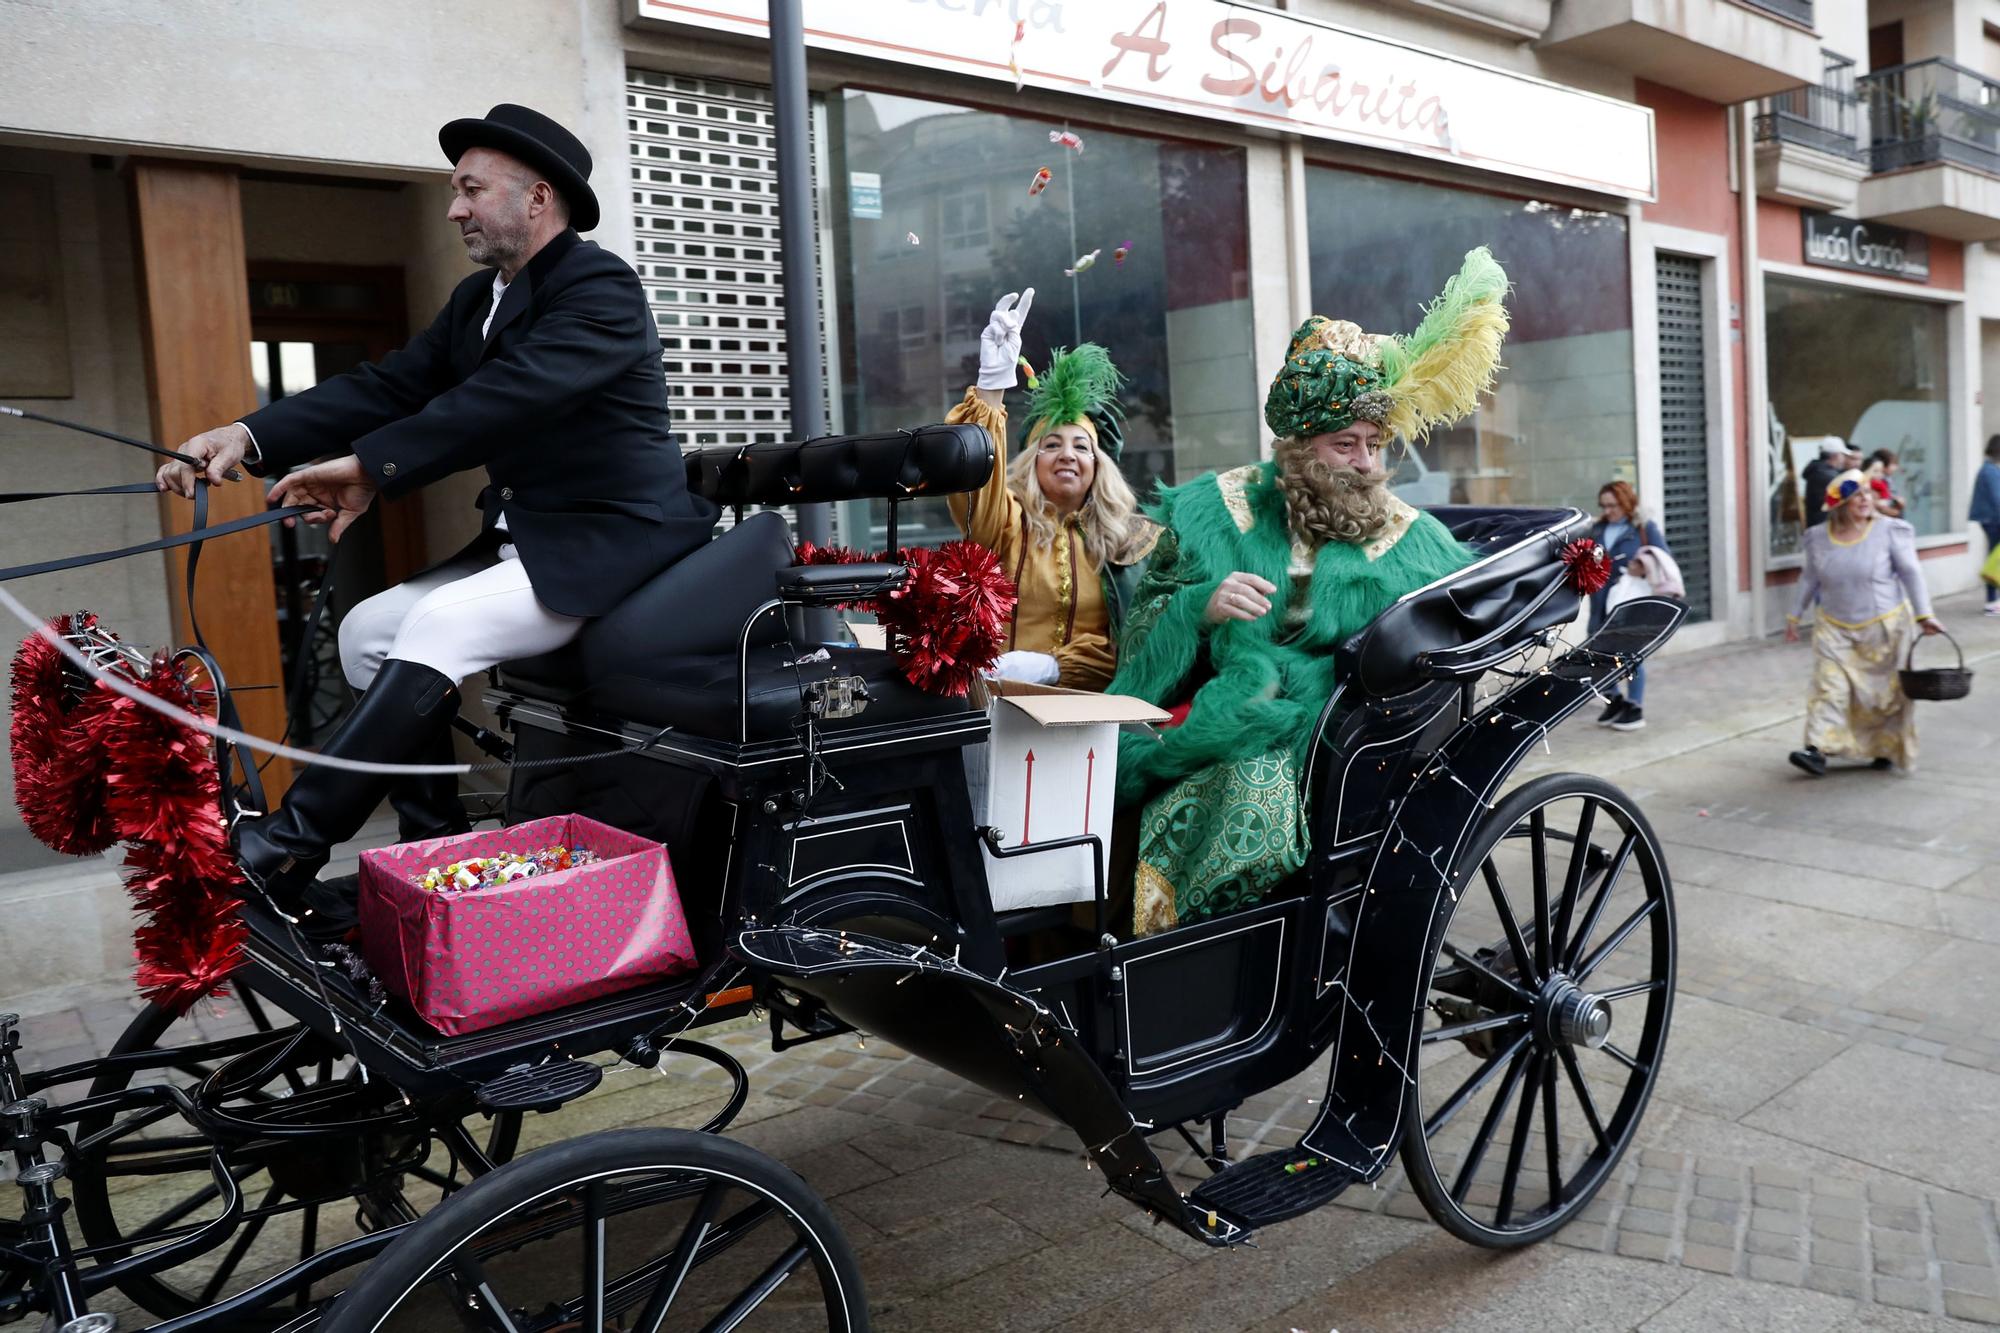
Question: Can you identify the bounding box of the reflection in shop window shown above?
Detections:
[1304,168,1638,513]
[830,90,1257,547]
[1764,277,1950,556]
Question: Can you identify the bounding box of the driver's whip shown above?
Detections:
[1,404,242,480]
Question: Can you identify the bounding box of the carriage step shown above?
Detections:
[1187,1147,1358,1229]
[474,1058,603,1114]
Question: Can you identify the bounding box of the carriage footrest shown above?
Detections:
[1187,1147,1357,1229]
[474,1058,603,1114]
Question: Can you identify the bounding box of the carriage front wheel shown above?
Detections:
[1400,772,1675,1248]
[323,1127,868,1332]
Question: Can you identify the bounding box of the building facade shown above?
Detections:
[2,0,1997,896]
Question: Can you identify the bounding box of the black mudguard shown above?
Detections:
[1296,597,1686,1176]
[733,925,1246,1246]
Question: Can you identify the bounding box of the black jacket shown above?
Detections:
[240,229,716,617]
[1801,457,1840,529]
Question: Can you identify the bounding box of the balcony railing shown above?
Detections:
[1755,80,1863,159]
[1858,58,2000,176]
[1737,0,1813,24]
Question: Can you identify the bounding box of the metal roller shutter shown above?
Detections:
[1655,254,1711,622]
[626,69,840,538]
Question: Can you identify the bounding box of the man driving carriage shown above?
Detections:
[155,104,716,940]
[1112,248,1508,934]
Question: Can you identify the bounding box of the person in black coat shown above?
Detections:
[156,104,715,937]
[1800,439,1853,529]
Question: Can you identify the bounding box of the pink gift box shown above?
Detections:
[358,814,698,1035]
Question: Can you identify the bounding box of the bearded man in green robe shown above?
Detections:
[1111,248,1509,935]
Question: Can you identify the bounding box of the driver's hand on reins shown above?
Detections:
[268,456,380,543]
[156,423,253,498]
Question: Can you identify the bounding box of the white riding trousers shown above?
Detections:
[338,546,586,691]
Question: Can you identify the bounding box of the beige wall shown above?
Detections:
[0,148,164,857]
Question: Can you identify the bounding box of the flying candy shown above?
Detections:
[1008,19,1025,91]
[1049,130,1084,154]
[1027,166,1053,196]
[1065,248,1101,276]
[907,231,921,245]
[1113,240,1134,267]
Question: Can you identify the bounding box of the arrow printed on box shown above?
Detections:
[1021,749,1035,846]
[1084,748,1095,836]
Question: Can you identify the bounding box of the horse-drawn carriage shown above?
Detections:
[1,424,1684,1330]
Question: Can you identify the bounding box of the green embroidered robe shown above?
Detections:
[1109,461,1473,934]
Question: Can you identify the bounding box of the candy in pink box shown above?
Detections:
[357,814,698,1035]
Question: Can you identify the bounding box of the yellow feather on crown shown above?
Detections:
[1376,247,1510,445]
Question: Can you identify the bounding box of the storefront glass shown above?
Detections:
[1764,276,1951,557]
[829,90,1257,546]
[1304,167,1638,512]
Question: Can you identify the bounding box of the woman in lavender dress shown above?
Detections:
[1783,469,1945,776]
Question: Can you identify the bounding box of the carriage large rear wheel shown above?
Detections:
[1400,772,1674,1248]
[323,1127,868,1332]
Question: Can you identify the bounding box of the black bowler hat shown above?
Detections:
[439,103,599,232]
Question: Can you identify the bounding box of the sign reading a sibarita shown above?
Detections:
[630,0,1658,201]
[1801,211,1930,282]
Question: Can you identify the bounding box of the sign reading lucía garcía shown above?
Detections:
[1802,211,1930,282]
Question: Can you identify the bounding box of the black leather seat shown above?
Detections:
[494,511,969,743]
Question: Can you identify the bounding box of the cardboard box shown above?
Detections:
[970,680,1169,913]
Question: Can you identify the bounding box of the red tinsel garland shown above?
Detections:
[873,540,1016,698]
[791,540,1016,696]
[1560,538,1613,596]
[9,620,245,1012]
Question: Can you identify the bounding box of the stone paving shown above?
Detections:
[5,588,2000,1329]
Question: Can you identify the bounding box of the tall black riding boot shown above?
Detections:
[388,728,472,843]
[237,659,460,941]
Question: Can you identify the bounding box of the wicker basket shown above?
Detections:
[1899,625,1973,702]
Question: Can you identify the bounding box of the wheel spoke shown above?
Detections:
[240,991,309,1096]
[1481,860,1536,983]
[634,1180,726,1333]
[1424,1032,1531,1138]
[1550,799,1598,969]
[199,1182,284,1303]
[450,1255,523,1333]
[1599,1042,1648,1074]
[1422,1012,1530,1046]
[1595,979,1664,1003]
[1574,897,1661,982]
[1540,1058,1562,1206]
[295,1202,319,1311]
[1494,1054,1543,1227]
[1450,1046,1531,1205]
[1529,809,1552,977]
[1438,941,1534,1004]
[1563,831,1638,973]
[131,1181,224,1240]
[581,1182,607,1333]
[1556,1044,1611,1154]
[697,1240,810,1333]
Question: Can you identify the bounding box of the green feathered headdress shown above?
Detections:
[1018,342,1127,460]
[1264,247,1509,444]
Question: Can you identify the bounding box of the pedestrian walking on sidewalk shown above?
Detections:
[1589,479,1666,732]
[1784,469,1944,777]
[1973,434,2000,617]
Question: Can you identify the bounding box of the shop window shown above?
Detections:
[1764,276,1951,555]
[830,89,1256,548]
[1304,167,1639,514]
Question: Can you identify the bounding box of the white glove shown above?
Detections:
[976,288,1036,391]
[988,650,1061,685]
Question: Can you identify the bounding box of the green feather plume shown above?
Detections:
[1022,342,1125,439]
[1377,247,1509,444]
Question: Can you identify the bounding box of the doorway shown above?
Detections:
[247,263,420,742]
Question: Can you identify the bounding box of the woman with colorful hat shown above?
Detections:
[946,287,1161,690]
[1106,249,1504,935]
[1783,467,1944,776]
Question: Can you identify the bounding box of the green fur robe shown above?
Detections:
[1109,461,1473,934]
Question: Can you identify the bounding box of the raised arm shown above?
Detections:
[946,289,1034,546]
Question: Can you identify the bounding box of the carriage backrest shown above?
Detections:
[1340,507,1592,697]
[683,423,994,509]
